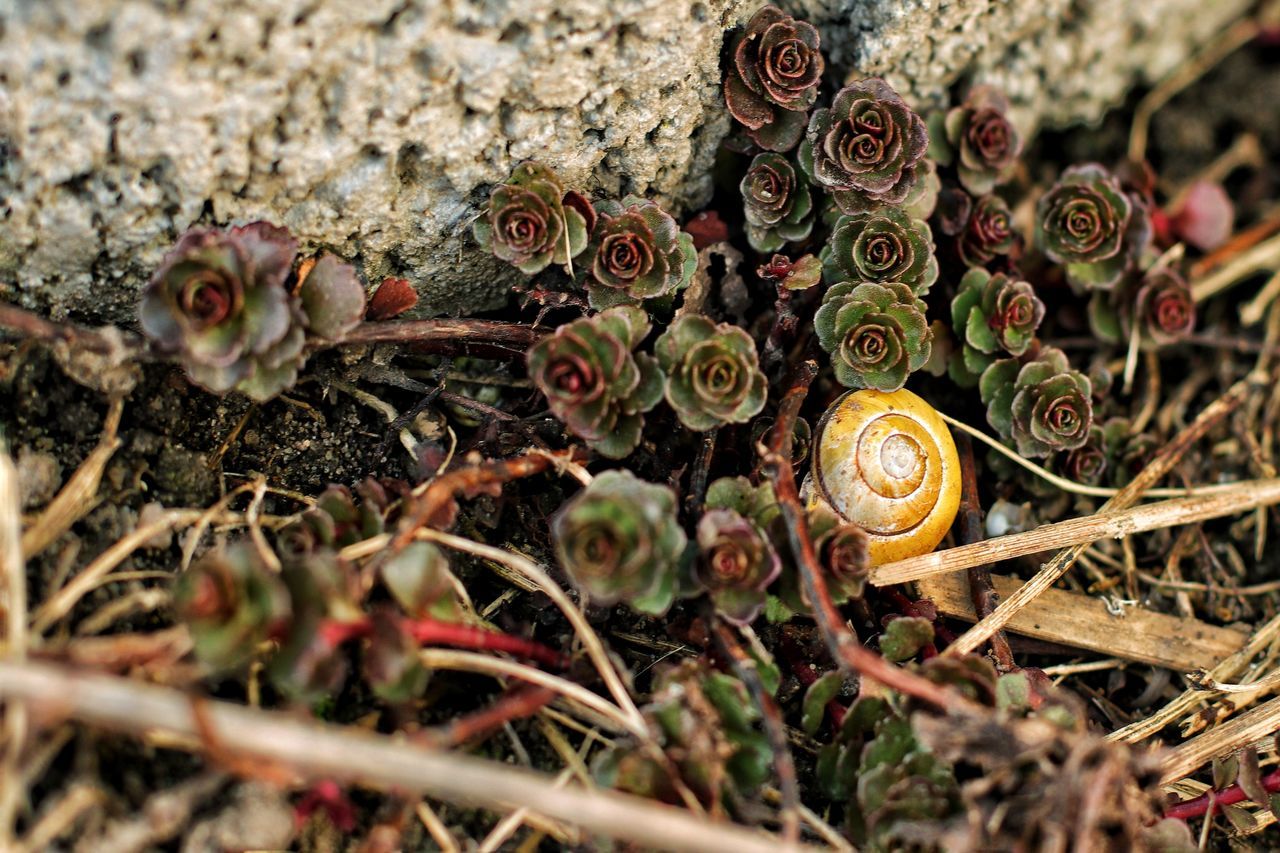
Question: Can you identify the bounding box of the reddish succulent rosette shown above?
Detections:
[801,77,929,213]
[943,86,1022,195]
[526,306,663,459]
[695,508,781,624]
[139,222,309,401]
[1035,164,1145,290]
[957,195,1017,267]
[1133,267,1195,347]
[981,346,1093,459]
[724,5,824,151]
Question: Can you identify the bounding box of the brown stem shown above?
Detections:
[420,685,556,749]
[685,429,718,518]
[394,448,587,547]
[710,619,799,844]
[954,434,1015,671]
[0,302,136,355]
[334,319,543,355]
[762,360,961,710]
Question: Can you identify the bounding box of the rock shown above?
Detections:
[0,0,1251,322]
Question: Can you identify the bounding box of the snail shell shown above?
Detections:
[810,388,961,566]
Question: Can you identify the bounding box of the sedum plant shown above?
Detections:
[981,346,1093,458]
[801,77,930,214]
[949,268,1045,385]
[815,281,931,391]
[1089,265,1195,350]
[955,195,1017,268]
[654,314,768,431]
[582,197,697,310]
[472,162,590,275]
[723,4,824,151]
[934,86,1023,196]
[1035,164,1145,291]
[526,306,663,459]
[551,470,686,615]
[694,508,781,624]
[740,153,815,252]
[822,207,938,296]
[173,540,291,672]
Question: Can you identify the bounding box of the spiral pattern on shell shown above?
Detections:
[811,388,961,565]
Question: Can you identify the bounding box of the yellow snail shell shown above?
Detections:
[810,388,961,566]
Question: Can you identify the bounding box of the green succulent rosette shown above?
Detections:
[723,5,824,151]
[694,508,781,625]
[654,314,768,431]
[1102,418,1160,488]
[980,346,1093,459]
[799,77,929,213]
[472,162,589,275]
[814,281,931,391]
[526,306,664,459]
[948,268,1045,386]
[934,86,1022,196]
[582,197,696,310]
[821,207,938,296]
[173,540,291,672]
[1035,164,1136,290]
[740,153,815,252]
[139,222,308,401]
[551,470,687,615]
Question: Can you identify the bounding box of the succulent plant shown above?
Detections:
[173,541,291,672]
[694,508,781,624]
[1035,164,1143,290]
[551,470,687,615]
[582,197,697,310]
[1054,425,1107,486]
[381,542,462,622]
[277,482,389,563]
[821,207,938,296]
[1088,266,1195,350]
[472,162,589,275]
[595,660,773,806]
[949,268,1045,386]
[810,504,870,603]
[526,306,664,458]
[139,222,310,401]
[936,86,1023,195]
[654,314,768,431]
[704,475,782,530]
[362,608,432,704]
[800,78,929,214]
[1102,418,1160,488]
[980,346,1093,458]
[814,281,931,391]
[740,153,815,252]
[297,254,367,340]
[956,195,1017,267]
[723,5,823,152]
[757,253,823,290]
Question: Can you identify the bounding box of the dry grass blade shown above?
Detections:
[418,648,632,734]
[0,450,27,848]
[417,528,648,737]
[1192,232,1280,303]
[915,572,1247,672]
[1109,613,1280,744]
[20,397,123,559]
[0,659,811,853]
[29,509,203,634]
[873,478,1280,586]
[1160,694,1280,785]
[944,373,1261,657]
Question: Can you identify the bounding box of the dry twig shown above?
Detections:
[0,659,810,853]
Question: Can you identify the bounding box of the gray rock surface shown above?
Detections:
[0,0,1252,322]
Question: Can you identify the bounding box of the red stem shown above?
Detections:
[1165,767,1280,821]
[318,616,567,668]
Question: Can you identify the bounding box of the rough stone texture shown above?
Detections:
[795,0,1253,134]
[0,0,1253,322]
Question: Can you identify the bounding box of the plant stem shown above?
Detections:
[317,615,568,668]
[956,434,1015,672]
[1165,767,1280,820]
